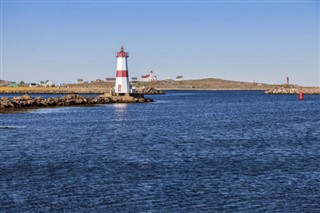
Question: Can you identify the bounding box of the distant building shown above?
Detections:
[39,80,53,87]
[106,77,116,82]
[29,83,37,87]
[19,81,26,85]
[286,77,289,85]
[77,78,84,84]
[141,71,157,82]
[176,76,183,81]
[131,77,138,83]
[9,83,19,87]
[47,80,53,86]
[96,79,103,83]
[0,79,10,86]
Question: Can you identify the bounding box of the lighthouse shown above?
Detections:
[115,46,130,95]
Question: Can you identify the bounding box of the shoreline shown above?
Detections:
[158,88,266,91]
[1,81,319,95]
[1,87,320,94]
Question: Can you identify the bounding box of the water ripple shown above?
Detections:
[0,91,319,212]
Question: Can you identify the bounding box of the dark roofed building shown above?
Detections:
[106,77,116,82]
[176,76,183,81]
[131,77,138,83]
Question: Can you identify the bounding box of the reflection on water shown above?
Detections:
[114,103,128,112]
[29,107,75,114]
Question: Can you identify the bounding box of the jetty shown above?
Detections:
[136,87,165,95]
[0,94,153,112]
[265,86,320,94]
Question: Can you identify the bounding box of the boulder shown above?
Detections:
[138,98,145,103]
[21,94,32,100]
[60,94,84,100]
[136,87,164,95]
[59,94,87,105]
[98,93,112,98]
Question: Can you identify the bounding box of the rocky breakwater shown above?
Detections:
[0,94,153,112]
[136,87,165,95]
[265,86,320,94]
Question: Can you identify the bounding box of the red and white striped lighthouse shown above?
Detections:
[115,46,130,95]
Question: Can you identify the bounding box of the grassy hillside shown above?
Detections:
[0,78,301,94]
[135,78,281,90]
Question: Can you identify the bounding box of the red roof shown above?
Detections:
[141,75,150,78]
[116,46,129,58]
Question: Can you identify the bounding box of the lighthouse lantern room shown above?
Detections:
[115,46,130,95]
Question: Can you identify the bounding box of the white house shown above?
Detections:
[77,78,84,84]
[141,71,157,82]
[131,77,138,83]
[176,76,183,81]
[39,80,53,87]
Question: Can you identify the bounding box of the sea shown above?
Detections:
[0,90,319,212]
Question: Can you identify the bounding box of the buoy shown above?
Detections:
[299,88,304,101]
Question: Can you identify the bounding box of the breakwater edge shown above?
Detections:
[265,86,320,94]
[0,94,153,112]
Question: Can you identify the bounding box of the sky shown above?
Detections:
[0,0,319,86]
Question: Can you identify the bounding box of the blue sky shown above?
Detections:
[1,0,319,86]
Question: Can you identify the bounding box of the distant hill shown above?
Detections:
[2,77,316,94]
[135,78,282,90]
[65,78,281,91]
[0,77,284,90]
[63,78,285,91]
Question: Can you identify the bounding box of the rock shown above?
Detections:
[60,94,84,100]
[265,87,298,94]
[136,87,164,95]
[39,100,49,107]
[89,96,112,104]
[0,97,9,101]
[47,98,58,106]
[21,94,32,100]
[27,99,35,105]
[59,94,87,105]
[0,99,13,108]
[98,93,112,98]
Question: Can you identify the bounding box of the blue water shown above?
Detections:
[1,91,319,212]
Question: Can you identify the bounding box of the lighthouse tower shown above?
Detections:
[115,46,130,95]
